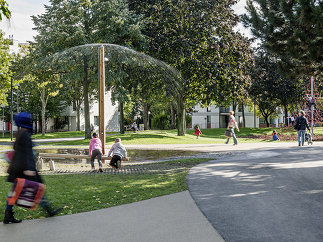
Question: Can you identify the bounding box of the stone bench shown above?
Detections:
[37,153,129,171]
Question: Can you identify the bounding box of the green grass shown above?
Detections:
[43,127,310,145]
[1,127,323,146]
[0,158,210,221]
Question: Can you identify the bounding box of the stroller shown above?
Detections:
[305,132,313,145]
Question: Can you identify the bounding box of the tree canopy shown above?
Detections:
[243,0,323,77]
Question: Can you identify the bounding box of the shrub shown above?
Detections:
[152,113,170,130]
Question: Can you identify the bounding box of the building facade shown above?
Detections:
[191,104,260,129]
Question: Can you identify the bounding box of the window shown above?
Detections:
[206,106,211,112]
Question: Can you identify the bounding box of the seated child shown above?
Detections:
[89,133,103,172]
[272,130,280,141]
[108,138,127,170]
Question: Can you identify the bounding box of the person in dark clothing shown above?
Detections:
[4,112,62,224]
[294,110,310,146]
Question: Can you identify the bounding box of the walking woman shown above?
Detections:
[294,110,310,146]
[225,111,239,145]
[4,112,61,224]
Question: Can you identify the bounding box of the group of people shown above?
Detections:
[89,133,127,171]
[194,110,311,146]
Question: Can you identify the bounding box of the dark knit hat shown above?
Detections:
[14,112,33,130]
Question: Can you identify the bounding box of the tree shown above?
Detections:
[130,0,253,135]
[249,52,280,127]
[0,0,10,21]
[31,0,145,138]
[243,0,322,77]
[0,30,12,106]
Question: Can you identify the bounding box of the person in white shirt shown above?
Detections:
[107,138,127,170]
[225,111,239,145]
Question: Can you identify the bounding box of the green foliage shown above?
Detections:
[243,0,322,77]
[186,114,192,127]
[151,113,170,130]
[0,0,10,20]
[130,0,254,106]
[0,30,13,106]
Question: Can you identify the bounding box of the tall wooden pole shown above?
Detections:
[311,76,314,137]
[99,46,106,154]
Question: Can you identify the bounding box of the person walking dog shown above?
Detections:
[108,138,127,170]
[294,110,310,146]
[4,112,61,224]
[89,133,103,172]
[225,111,239,145]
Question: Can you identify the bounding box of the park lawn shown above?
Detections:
[42,127,300,146]
[0,158,210,221]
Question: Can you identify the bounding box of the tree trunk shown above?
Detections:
[264,116,270,127]
[170,102,176,129]
[242,102,246,128]
[284,104,289,126]
[177,96,186,136]
[232,100,237,114]
[143,102,150,130]
[83,57,91,139]
[76,103,81,131]
[41,102,46,136]
[119,101,124,134]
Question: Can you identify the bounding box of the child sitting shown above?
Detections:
[272,130,280,141]
[108,138,127,170]
[194,126,202,139]
[89,133,103,172]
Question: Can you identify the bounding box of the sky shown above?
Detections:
[0,0,251,43]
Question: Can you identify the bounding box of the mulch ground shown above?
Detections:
[240,134,323,141]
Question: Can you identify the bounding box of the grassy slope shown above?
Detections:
[0,158,209,221]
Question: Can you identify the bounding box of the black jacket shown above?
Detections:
[7,129,42,183]
[294,116,310,131]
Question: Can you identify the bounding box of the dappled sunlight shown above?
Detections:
[250,160,323,169]
[222,190,268,198]
[299,190,323,195]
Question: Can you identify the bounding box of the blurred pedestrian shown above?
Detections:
[4,112,61,224]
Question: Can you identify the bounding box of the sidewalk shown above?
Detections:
[0,191,224,242]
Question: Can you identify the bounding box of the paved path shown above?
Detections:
[0,191,224,242]
[187,144,323,242]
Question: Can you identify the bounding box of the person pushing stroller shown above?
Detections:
[107,138,127,170]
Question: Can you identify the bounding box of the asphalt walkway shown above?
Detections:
[0,191,224,242]
[187,144,323,242]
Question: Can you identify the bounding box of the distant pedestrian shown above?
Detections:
[90,123,94,132]
[89,133,103,172]
[225,111,239,145]
[194,125,202,139]
[131,122,137,133]
[272,130,280,141]
[4,112,61,224]
[108,138,127,170]
[294,110,310,146]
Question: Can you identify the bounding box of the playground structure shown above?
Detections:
[301,77,323,136]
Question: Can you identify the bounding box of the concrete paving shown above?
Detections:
[187,144,323,242]
[0,191,224,242]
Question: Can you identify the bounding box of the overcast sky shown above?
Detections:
[0,0,250,43]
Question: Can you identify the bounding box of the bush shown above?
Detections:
[152,113,170,130]
[186,114,192,127]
